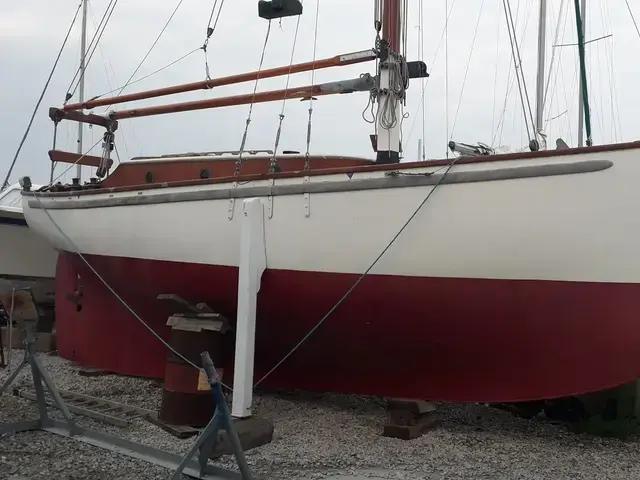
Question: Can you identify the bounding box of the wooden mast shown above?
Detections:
[383,0,401,52]
[375,0,404,164]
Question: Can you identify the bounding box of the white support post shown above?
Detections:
[231,198,266,419]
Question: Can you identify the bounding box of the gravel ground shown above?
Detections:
[2,351,640,479]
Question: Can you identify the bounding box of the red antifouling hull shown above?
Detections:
[54,251,640,403]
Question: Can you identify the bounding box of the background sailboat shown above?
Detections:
[0,182,57,309]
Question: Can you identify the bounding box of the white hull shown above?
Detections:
[0,220,58,280]
[21,145,640,285]
[0,183,57,282]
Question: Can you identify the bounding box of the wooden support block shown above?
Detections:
[386,398,437,415]
[156,294,214,315]
[78,366,111,377]
[382,414,438,440]
[1,328,57,353]
[34,332,57,352]
[388,409,437,427]
[166,313,230,334]
[1,326,25,349]
[383,398,438,440]
[211,417,274,458]
[145,413,202,439]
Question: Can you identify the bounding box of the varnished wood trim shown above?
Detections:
[49,150,114,169]
[27,160,612,210]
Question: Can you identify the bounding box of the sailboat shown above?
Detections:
[18,0,640,403]
[0,182,57,307]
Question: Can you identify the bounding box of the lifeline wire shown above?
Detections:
[2,0,84,190]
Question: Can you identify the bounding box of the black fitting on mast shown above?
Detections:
[377,38,390,62]
[258,0,303,20]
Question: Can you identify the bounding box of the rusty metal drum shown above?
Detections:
[158,314,228,427]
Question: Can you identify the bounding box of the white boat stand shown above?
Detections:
[0,198,273,480]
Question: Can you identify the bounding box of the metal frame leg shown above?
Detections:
[171,413,223,480]
[171,352,253,480]
[30,353,77,431]
[0,353,27,394]
[1,292,245,479]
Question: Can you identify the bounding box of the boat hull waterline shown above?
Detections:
[23,146,640,402]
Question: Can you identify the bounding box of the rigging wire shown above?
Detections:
[491,0,503,143]
[445,0,450,157]
[254,158,459,388]
[202,0,227,80]
[87,47,202,101]
[542,0,568,117]
[592,8,606,142]
[66,0,119,102]
[1,0,83,190]
[604,0,623,140]
[492,0,526,147]
[450,0,487,138]
[109,0,187,103]
[560,53,579,145]
[87,0,133,159]
[398,0,411,157]
[544,0,573,139]
[418,0,426,160]
[270,2,305,171]
[235,20,273,169]
[494,0,537,148]
[502,0,536,145]
[623,0,640,41]
[404,0,458,151]
[304,0,322,168]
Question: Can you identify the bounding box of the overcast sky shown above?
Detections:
[1,0,638,185]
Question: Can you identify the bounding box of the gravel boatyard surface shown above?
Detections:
[2,351,640,479]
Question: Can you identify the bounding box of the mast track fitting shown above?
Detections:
[258,0,303,20]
